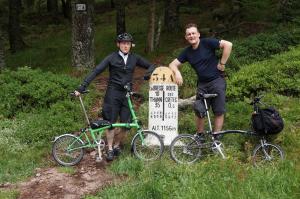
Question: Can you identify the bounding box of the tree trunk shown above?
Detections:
[115,0,126,35]
[145,0,156,53]
[24,0,35,10]
[154,15,162,49]
[9,0,26,53]
[278,0,293,22]
[47,0,59,23]
[47,0,58,13]
[62,0,72,20]
[0,30,5,69]
[110,0,115,8]
[164,0,180,32]
[72,0,95,69]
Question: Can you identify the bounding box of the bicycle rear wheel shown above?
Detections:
[170,134,201,164]
[52,134,85,166]
[252,143,284,167]
[132,130,164,161]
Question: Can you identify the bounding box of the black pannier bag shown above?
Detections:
[252,107,284,134]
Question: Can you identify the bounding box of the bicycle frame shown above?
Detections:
[67,91,145,149]
[201,96,268,159]
[202,97,261,137]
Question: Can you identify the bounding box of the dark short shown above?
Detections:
[102,87,131,124]
[195,77,226,117]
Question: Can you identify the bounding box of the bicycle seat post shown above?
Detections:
[203,98,213,132]
[78,95,91,126]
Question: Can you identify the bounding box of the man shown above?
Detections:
[169,23,232,137]
[75,33,155,161]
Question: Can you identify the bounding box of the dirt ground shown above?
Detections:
[0,67,147,199]
[1,153,121,199]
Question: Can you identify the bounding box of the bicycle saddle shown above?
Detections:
[198,93,218,99]
[90,120,111,129]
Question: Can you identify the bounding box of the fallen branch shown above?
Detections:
[178,95,196,109]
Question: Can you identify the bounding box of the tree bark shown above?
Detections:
[47,0,59,13]
[154,15,162,49]
[278,0,293,22]
[62,0,72,20]
[145,0,156,53]
[164,0,180,32]
[0,30,5,69]
[115,0,126,35]
[110,0,115,8]
[9,0,26,53]
[47,0,59,23]
[72,0,95,69]
[24,0,35,10]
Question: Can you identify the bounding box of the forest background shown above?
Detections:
[0,0,300,198]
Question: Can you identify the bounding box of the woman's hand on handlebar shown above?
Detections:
[74,90,81,96]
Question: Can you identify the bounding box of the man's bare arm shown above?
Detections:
[169,59,183,86]
[217,40,233,71]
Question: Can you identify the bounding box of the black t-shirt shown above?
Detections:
[177,38,221,83]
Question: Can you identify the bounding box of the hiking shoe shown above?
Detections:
[194,133,205,143]
[113,146,121,157]
[106,150,114,161]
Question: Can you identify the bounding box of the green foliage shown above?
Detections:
[0,190,19,199]
[0,67,80,118]
[0,68,97,182]
[87,159,300,199]
[227,46,300,99]
[57,167,76,175]
[228,28,300,73]
[0,146,47,183]
[15,100,84,145]
[178,107,197,133]
[109,156,144,176]
[240,0,278,22]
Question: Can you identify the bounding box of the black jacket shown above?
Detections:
[78,51,155,92]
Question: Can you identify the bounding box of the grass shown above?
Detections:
[0,190,19,199]
[83,92,300,199]
[57,166,76,175]
[85,158,299,199]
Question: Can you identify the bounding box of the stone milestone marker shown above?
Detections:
[148,66,178,145]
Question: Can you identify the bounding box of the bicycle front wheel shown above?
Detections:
[52,134,85,166]
[132,130,164,161]
[252,143,284,167]
[170,134,201,164]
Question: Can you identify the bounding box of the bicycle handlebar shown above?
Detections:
[250,95,264,105]
[124,83,133,93]
[70,90,89,97]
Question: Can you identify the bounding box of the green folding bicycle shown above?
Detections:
[52,84,164,166]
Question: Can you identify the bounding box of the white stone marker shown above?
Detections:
[148,67,178,145]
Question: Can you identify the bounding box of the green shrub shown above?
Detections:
[0,67,80,118]
[228,28,300,73]
[0,69,98,182]
[15,100,84,145]
[227,46,300,99]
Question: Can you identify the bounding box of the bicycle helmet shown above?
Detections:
[116,32,134,42]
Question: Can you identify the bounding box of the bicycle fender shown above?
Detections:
[52,134,84,145]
